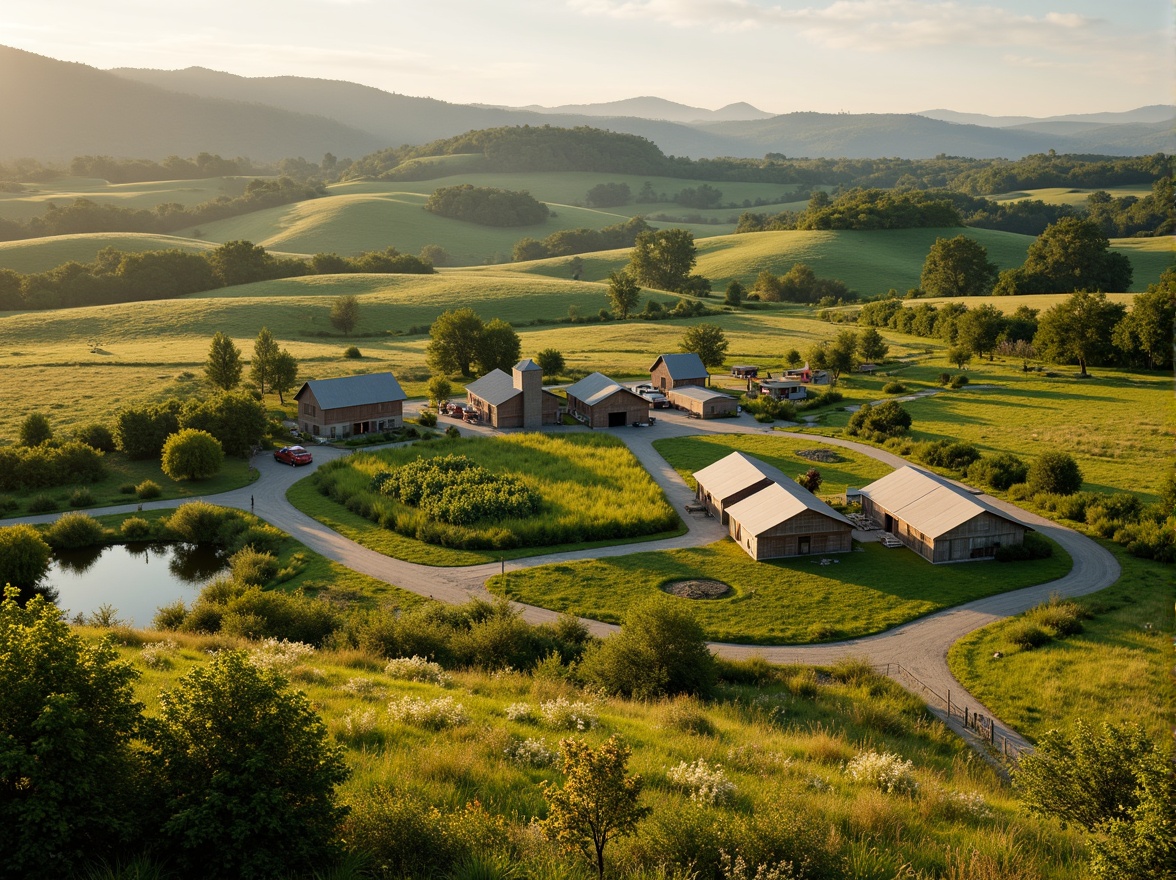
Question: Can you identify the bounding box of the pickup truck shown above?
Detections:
[638,389,670,409]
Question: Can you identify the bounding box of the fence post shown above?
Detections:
[947,690,951,717]
[990,721,996,745]
[964,706,969,727]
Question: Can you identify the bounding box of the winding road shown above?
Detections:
[19,405,1121,757]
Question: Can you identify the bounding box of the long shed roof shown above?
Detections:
[668,386,733,403]
[725,479,854,536]
[859,466,1030,538]
[295,372,406,410]
[566,372,643,407]
[694,452,789,502]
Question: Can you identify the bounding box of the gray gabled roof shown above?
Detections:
[565,372,644,407]
[725,479,855,535]
[465,369,522,407]
[650,352,708,380]
[668,386,732,403]
[295,372,406,410]
[859,466,1031,539]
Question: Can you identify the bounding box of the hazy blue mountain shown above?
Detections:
[493,96,775,123]
[919,105,1175,128]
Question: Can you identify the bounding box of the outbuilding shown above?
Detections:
[295,372,407,439]
[693,452,793,523]
[859,466,1031,563]
[758,380,807,401]
[465,359,561,429]
[725,480,855,560]
[649,352,710,392]
[667,385,738,419]
[565,372,649,428]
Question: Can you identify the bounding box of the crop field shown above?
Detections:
[97,629,1087,880]
[948,547,1173,743]
[488,537,1070,644]
[293,433,682,565]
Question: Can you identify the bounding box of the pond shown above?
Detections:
[44,542,228,628]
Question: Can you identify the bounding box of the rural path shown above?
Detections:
[17,405,1121,757]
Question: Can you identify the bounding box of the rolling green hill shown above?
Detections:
[0,175,256,223]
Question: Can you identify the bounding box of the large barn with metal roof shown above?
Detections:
[294,372,407,439]
[859,466,1031,563]
[565,372,648,428]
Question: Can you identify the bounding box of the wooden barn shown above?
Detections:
[693,452,793,524]
[650,352,710,392]
[465,359,561,429]
[859,466,1030,563]
[295,372,407,439]
[565,372,649,428]
[667,385,738,419]
[725,480,855,560]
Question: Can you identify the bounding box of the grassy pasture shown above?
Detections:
[948,546,1173,743]
[291,433,682,565]
[0,175,255,222]
[0,232,225,274]
[489,537,1071,644]
[909,292,1138,312]
[990,185,1154,206]
[96,630,1085,880]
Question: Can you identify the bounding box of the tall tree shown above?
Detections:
[955,304,1005,360]
[723,279,744,307]
[1034,291,1127,376]
[826,329,859,384]
[1112,267,1175,370]
[606,270,641,319]
[627,228,696,292]
[474,318,522,375]
[857,327,889,362]
[250,326,280,394]
[1000,217,1133,294]
[205,331,242,390]
[679,323,728,369]
[206,239,276,287]
[329,294,360,336]
[270,350,299,404]
[427,308,485,377]
[19,413,52,447]
[919,235,1000,297]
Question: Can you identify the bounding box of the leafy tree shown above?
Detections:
[955,303,1004,360]
[541,735,650,880]
[512,237,548,262]
[1112,267,1175,370]
[19,413,52,447]
[418,243,450,267]
[73,422,115,453]
[967,452,1029,490]
[857,327,888,362]
[724,279,744,306]
[846,400,912,441]
[427,308,485,377]
[946,345,972,370]
[179,391,268,457]
[535,348,566,377]
[206,239,276,287]
[585,182,631,207]
[205,331,242,390]
[1089,750,1175,880]
[427,376,453,406]
[751,269,783,301]
[424,184,549,226]
[114,401,181,459]
[1027,451,1083,495]
[627,228,696,292]
[148,650,349,879]
[161,428,224,481]
[270,349,299,404]
[0,590,145,878]
[1034,291,1126,376]
[249,326,280,394]
[919,234,999,297]
[825,330,859,384]
[606,269,641,319]
[474,318,522,375]
[0,525,52,602]
[679,323,728,369]
[329,294,360,336]
[797,468,822,493]
[582,597,716,699]
[785,349,803,368]
[1001,217,1133,294]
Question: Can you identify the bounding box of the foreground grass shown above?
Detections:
[290,433,684,566]
[947,545,1173,744]
[489,539,1071,644]
[91,628,1086,879]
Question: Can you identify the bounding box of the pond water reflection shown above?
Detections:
[45,542,227,627]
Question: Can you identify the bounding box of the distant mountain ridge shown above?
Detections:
[0,45,1170,163]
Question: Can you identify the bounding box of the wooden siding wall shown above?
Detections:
[726,511,853,560]
[861,499,1026,563]
[695,478,770,524]
[569,393,646,428]
[651,363,707,392]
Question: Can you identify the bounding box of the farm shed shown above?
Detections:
[725,480,855,560]
[758,380,807,401]
[465,359,560,429]
[667,385,738,418]
[295,372,407,439]
[693,452,793,524]
[565,372,649,428]
[859,466,1031,563]
[650,352,710,392]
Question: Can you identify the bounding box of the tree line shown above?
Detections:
[424,184,550,226]
[512,216,651,262]
[0,241,433,312]
[0,177,324,243]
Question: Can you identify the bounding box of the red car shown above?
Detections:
[274,445,313,466]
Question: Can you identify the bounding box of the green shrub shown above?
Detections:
[135,480,162,499]
[0,496,17,513]
[165,501,237,544]
[44,512,106,550]
[377,454,540,526]
[118,482,137,494]
[995,532,1053,562]
[1027,597,1087,637]
[846,401,911,442]
[1028,451,1083,495]
[74,423,116,453]
[344,786,474,879]
[1006,619,1052,649]
[882,381,906,394]
[967,452,1029,490]
[229,547,279,586]
[27,494,57,513]
[343,346,362,359]
[161,428,224,481]
[445,425,461,439]
[918,440,980,472]
[68,487,95,508]
[937,372,952,385]
[417,410,438,428]
[119,517,153,540]
[949,374,970,389]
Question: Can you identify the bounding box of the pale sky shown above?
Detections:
[4,1,1172,116]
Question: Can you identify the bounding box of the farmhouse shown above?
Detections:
[758,380,807,401]
[859,466,1031,563]
[565,372,649,428]
[667,385,738,418]
[725,480,855,560]
[465,359,561,429]
[650,352,710,392]
[294,372,407,439]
